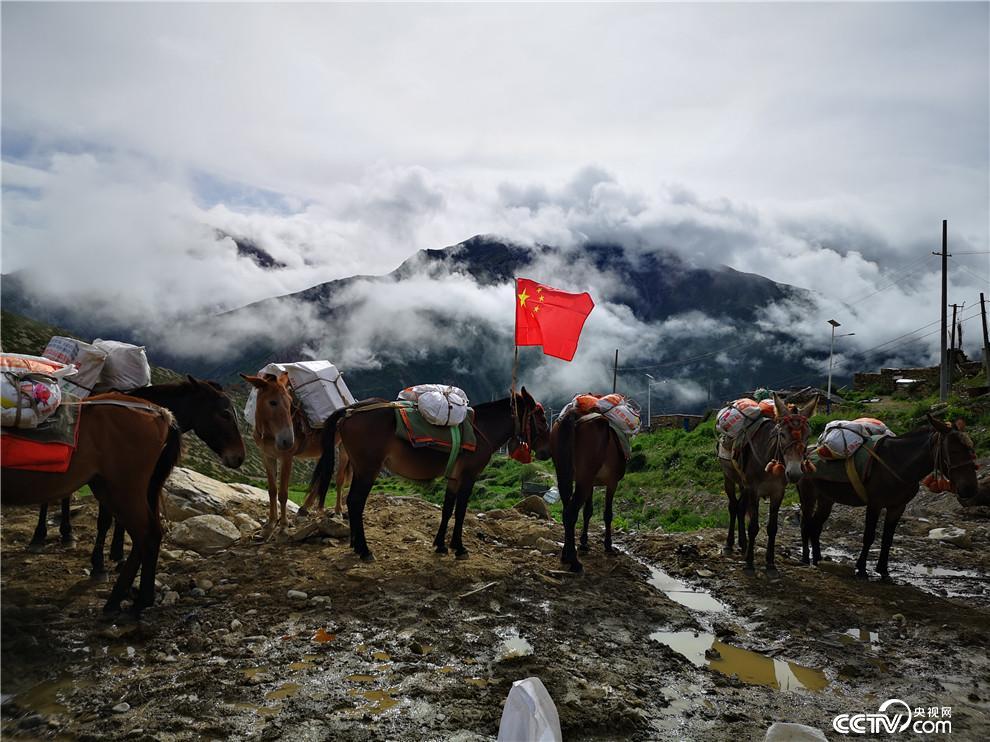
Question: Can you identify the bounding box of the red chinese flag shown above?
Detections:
[514,278,595,361]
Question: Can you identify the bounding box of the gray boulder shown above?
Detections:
[169,514,241,554]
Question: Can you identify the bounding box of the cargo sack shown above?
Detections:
[245,360,357,428]
[42,336,107,397]
[398,384,469,427]
[816,418,894,459]
[93,339,151,392]
[560,393,641,438]
[1,354,76,429]
[715,398,765,438]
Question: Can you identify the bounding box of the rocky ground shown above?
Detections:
[2,468,989,741]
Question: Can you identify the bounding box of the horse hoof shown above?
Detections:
[434,545,449,555]
[854,571,869,581]
[26,542,46,554]
[569,561,584,574]
[742,566,756,576]
[455,551,469,561]
[297,507,309,518]
[61,538,77,549]
[101,602,122,617]
[879,574,893,584]
[578,544,589,554]
[604,544,614,554]
[360,552,376,563]
[797,559,810,567]
[90,570,109,583]
[766,567,781,580]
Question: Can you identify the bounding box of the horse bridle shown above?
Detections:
[770,412,812,463]
[509,399,544,458]
[932,429,977,479]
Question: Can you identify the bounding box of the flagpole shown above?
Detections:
[511,280,520,422]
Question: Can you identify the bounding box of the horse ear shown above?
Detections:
[772,392,788,418]
[927,413,952,433]
[520,386,535,405]
[207,380,224,392]
[240,373,268,390]
[186,374,203,388]
[954,418,967,431]
[277,372,291,388]
[799,396,818,418]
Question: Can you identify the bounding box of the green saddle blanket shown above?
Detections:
[807,434,885,485]
[394,401,477,453]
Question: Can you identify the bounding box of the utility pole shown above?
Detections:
[981,293,990,386]
[612,349,619,393]
[949,302,964,388]
[934,221,950,401]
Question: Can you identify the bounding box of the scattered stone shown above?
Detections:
[168,515,240,555]
[161,591,179,607]
[696,569,715,578]
[310,596,331,604]
[195,578,214,592]
[410,640,431,655]
[514,495,551,520]
[891,613,906,626]
[535,538,559,554]
[163,467,298,522]
[230,619,242,632]
[231,513,262,536]
[927,527,972,549]
[287,590,308,601]
[112,702,131,714]
[190,588,206,598]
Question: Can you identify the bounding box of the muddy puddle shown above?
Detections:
[650,630,828,692]
[645,565,728,615]
[821,547,988,599]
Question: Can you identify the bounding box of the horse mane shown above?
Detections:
[472,397,511,412]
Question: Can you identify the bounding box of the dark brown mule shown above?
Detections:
[308,388,550,562]
[722,394,817,577]
[30,376,246,577]
[2,395,182,615]
[241,373,350,537]
[798,416,978,581]
[551,411,627,573]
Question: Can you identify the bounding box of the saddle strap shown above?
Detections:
[343,401,402,417]
[862,443,905,484]
[445,425,462,479]
[844,456,869,503]
[732,456,748,489]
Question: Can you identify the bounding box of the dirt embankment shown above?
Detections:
[2,487,989,741]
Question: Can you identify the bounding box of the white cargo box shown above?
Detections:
[245,360,356,428]
[42,336,108,398]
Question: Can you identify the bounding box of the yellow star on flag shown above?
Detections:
[518,288,530,307]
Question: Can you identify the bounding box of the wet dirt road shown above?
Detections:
[2,488,988,741]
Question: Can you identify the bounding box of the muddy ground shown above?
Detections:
[2,484,989,741]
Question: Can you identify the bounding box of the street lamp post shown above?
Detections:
[826,320,855,413]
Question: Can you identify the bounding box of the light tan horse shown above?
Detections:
[240,373,350,536]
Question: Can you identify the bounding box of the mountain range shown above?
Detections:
[1,235,827,412]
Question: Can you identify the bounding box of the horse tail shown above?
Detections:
[310,409,346,504]
[555,411,577,505]
[148,418,182,531]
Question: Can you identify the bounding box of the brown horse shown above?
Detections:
[308,388,551,562]
[2,394,181,615]
[722,394,817,577]
[240,372,350,537]
[798,416,978,581]
[30,376,246,577]
[551,410,628,573]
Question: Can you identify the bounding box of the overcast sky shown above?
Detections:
[2,2,988,376]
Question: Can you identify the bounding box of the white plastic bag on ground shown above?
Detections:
[42,336,107,397]
[764,722,828,741]
[497,677,562,742]
[1,354,76,428]
[245,361,356,428]
[818,418,894,459]
[93,339,151,391]
[398,384,469,427]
